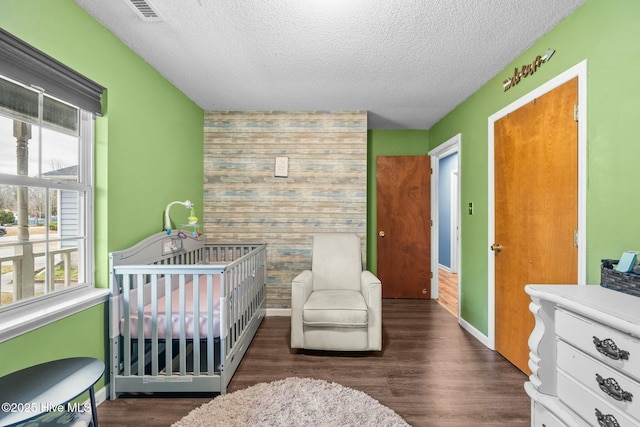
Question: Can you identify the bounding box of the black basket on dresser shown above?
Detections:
[600,258,640,297]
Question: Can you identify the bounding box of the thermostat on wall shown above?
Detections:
[275,156,288,177]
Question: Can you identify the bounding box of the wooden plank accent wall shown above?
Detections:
[203,111,368,309]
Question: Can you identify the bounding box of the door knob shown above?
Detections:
[379,230,385,237]
[491,243,502,252]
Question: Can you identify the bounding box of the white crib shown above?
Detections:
[108,232,266,398]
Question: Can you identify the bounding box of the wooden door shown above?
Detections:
[494,77,578,374]
[376,156,431,298]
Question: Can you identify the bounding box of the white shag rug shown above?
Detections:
[172,377,410,427]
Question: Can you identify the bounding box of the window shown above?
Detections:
[0,29,105,338]
[0,76,93,308]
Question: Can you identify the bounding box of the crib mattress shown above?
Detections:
[121,274,222,340]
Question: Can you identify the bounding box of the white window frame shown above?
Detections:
[0,85,107,343]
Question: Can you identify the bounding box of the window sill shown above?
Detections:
[0,287,109,344]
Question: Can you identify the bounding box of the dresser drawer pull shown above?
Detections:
[595,408,620,427]
[593,336,630,361]
[595,373,633,402]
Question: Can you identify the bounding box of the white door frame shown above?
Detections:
[487,60,588,350]
[450,169,459,274]
[429,134,461,314]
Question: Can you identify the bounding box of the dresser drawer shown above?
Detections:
[558,339,639,420]
[556,308,640,381]
[558,370,637,427]
[533,402,567,427]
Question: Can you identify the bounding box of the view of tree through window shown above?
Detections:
[0,75,90,307]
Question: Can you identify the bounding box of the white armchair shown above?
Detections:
[291,233,382,351]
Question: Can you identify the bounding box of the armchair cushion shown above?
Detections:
[311,233,362,291]
[303,290,368,327]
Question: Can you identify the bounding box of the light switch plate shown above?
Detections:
[275,156,288,177]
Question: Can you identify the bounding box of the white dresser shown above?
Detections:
[525,285,640,427]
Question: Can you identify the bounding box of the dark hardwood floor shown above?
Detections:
[97,300,529,427]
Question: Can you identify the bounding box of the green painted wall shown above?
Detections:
[428,0,640,335]
[3,0,638,382]
[367,130,429,270]
[0,304,105,377]
[0,0,204,381]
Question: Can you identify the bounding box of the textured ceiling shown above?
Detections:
[74,0,585,129]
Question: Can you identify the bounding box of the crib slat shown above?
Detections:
[151,275,159,376]
[136,274,145,376]
[233,264,239,345]
[242,258,248,330]
[236,265,240,345]
[123,274,131,377]
[179,274,187,376]
[231,264,238,343]
[193,274,200,376]
[165,274,173,376]
[251,258,256,317]
[207,273,215,376]
[224,268,233,354]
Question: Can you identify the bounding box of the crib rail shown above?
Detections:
[109,238,266,397]
[114,265,224,377]
[207,244,267,373]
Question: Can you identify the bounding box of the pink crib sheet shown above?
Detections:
[121,274,222,339]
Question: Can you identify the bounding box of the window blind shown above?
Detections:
[0,28,104,115]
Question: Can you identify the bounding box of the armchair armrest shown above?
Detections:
[292,270,313,302]
[360,270,381,307]
[361,270,382,351]
[291,270,313,348]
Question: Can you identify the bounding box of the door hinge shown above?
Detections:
[430,272,433,279]
[574,104,579,122]
[574,229,579,247]
[430,168,433,175]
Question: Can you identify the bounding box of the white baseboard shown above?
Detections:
[267,308,291,316]
[459,316,492,349]
[88,384,108,406]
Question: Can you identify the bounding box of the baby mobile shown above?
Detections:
[163,199,201,239]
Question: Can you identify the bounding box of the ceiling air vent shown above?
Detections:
[125,0,165,22]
